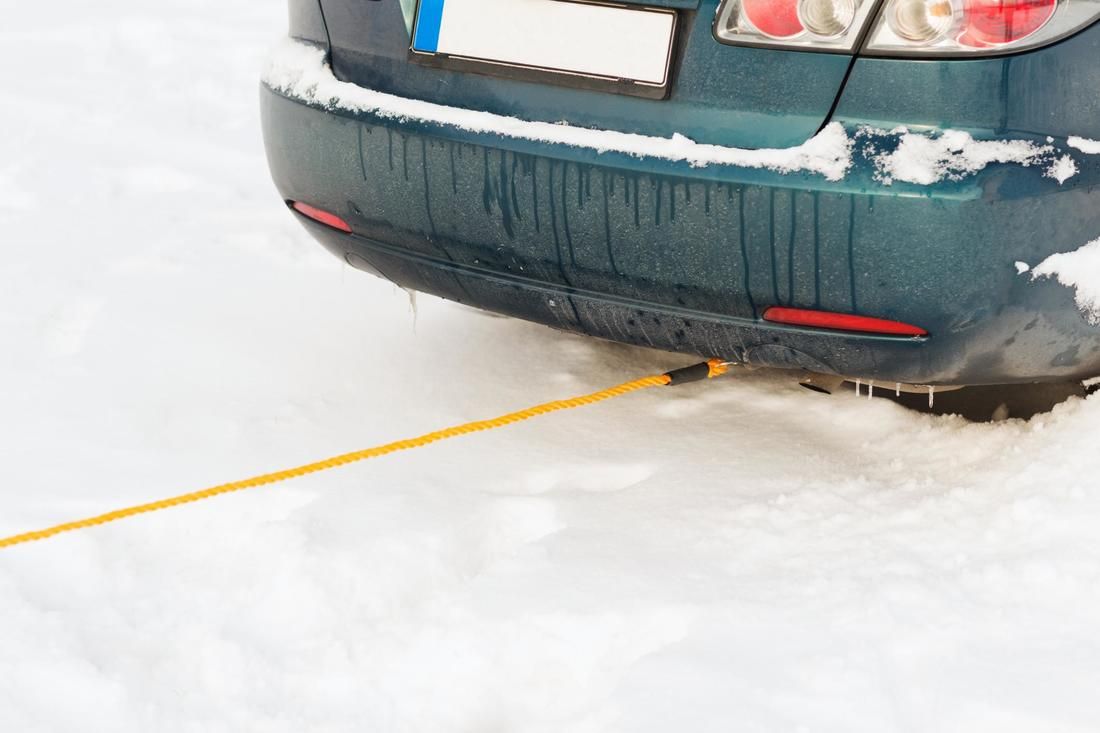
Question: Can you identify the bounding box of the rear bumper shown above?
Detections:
[261,53,1100,386]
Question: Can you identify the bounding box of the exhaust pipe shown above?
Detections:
[798,373,846,395]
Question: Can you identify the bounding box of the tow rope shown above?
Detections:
[0,359,730,551]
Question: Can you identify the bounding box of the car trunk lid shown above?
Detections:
[318,0,853,150]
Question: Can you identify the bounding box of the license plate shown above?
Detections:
[411,0,677,89]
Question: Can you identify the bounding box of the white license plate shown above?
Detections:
[411,0,676,88]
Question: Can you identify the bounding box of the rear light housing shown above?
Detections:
[863,0,1097,55]
[714,0,1100,55]
[715,0,879,50]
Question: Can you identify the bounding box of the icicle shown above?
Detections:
[401,287,419,333]
[928,385,935,408]
[855,378,861,396]
[868,380,874,400]
[895,383,901,397]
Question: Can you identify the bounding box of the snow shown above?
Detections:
[1047,155,1079,185]
[1025,238,1100,325]
[1068,136,1100,155]
[264,39,855,181]
[862,127,1062,185]
[5,2,1100,731]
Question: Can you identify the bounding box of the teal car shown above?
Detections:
[262,0,1100,388]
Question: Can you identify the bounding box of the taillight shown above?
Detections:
[961,0,1057,46]
[715,0,877,50]
[800,0,862,37]
[884,0,961,44]
[715,0,1100,55]
[864,0,1098,54]
[741,0,805,38]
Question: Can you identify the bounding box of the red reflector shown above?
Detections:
[961,0,1056,46]
[290,201,352,233]
[763,307,928,337]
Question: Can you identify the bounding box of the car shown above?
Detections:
[262,0,1100,390]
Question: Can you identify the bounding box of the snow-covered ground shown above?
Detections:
[4,2,1100,731]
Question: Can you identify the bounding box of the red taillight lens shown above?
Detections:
[290,201,352,233]
[763,307,928,337]
[741,0,805,38]
[866,0,1094,54]
[960,0,1057,45]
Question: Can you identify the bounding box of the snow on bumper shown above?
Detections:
[262,39,1092,187]
[263,39,854,181]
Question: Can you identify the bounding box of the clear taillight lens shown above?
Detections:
[715,0,876,50]
[715,0,1100,55]
[864,0,1100,54]
[885,0,961,44]
[801,0,861,37]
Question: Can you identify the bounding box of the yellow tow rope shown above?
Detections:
[0,360,729,551]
